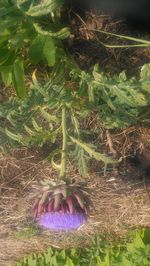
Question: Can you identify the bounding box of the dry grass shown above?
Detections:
[0,138,150,265]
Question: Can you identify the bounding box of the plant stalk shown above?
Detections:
[59,105,67,180]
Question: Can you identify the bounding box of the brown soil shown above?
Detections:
[65,10,150,75]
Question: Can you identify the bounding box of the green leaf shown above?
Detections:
[52,27,70,39]
[8,31,26,50]
[121,257,133,266]
[104,250,110,266]
[73,146,88,176]
[43,36,55,66]
[29,35,56,66]
[59,249,66,259]
[26,255,36,266]
[0,48,11,66]
[69,136,118,164]
[119,71,127,81]
[29,35,45,64]
[12,58,26,98]
[40,107,58,123]
[32,118,43,132]
[24,125,35,136]
[33,23,70,39]
[26,0,63,17]
[140,63,150,79]
[1,70,12,87]
[50,149,61,170]
[66,257,74,266]
[0,35,10,45]
[0,6,18,18]
[96,256,104,266]
[17,0,30,5]
[133,232,145,249]
[5,128,23,144]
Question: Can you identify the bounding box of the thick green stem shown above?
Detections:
[59,105,67,180]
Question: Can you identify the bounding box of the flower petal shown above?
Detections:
[38,212,87,231]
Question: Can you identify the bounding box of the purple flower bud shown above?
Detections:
[38,212,87,231]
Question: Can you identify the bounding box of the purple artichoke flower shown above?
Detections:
[38,212,87,231]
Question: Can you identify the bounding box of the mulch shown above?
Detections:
[65,10,150,75]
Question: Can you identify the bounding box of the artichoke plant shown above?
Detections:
[31,106,91,230]
[31,180,90,218]
[26,69,116,230]
[31,179,90,230]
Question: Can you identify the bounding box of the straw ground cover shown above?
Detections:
[0,126,150,265]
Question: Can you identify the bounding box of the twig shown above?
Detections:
[106,130,117,158]
[106,130,119,176]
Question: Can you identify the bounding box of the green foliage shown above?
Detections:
[12,58,26,98]
[1,63,150,174]
[29,35,56,66]
[16,229,150,266]
[0,62,117,174]
[70,136,116,164]
[0,0,69,97]
[1,1,149,176]
[76,63,150,129]
[13,226,40,239]
[26,0,63,17]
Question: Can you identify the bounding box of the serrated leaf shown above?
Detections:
[32,118,42,132]
[5,128,23,143]
[24,125,35,135]
[6,112,17,127]
[26,0,63,17]
[33,23,70,39]
[140,63,150,79]
[52,27,70,39]
[76,147,88,176]
[70,136,118,164]
[40,107,58,123]
[50,149,61,170]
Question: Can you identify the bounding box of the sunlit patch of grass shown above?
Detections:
[12,225,40,240]
[16,229,150,266]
